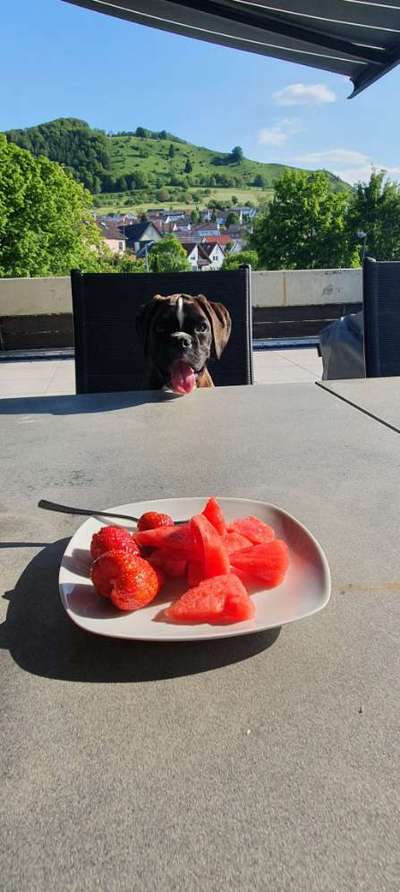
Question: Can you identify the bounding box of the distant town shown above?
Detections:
[96,205,257,271]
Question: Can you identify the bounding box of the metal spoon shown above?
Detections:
[38,499,185,525]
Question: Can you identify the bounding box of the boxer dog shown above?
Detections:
[136,293,231,393]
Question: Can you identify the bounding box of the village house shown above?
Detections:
[98,221,127,254]
[123,221,162,254]
[200,241,225,270]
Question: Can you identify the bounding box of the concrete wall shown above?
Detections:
[0,268,362,318]
[252,268,362,308]
[0,276,72,317]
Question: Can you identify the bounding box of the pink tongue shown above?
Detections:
[170,360,196,394]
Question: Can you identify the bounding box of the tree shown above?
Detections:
[222,250,259,270]
[5,118,112,192]
[0,135,111,277]
[250,169,357,270]
[168,143,176,159]
[231,195,239,205]
[157,187,170,202]
[148,236,191,273]
[190,209,200,224]
[225,211,239,228]
[231,146,243,163]
[184,158,193,174]
[346,170,400,261]
[108,251,145,273]
[253,174,265,188]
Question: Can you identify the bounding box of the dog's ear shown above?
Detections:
[136,295,166,355]
[195,295,232,359]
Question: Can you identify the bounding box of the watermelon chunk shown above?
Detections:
[165,574,255,624]
[187,560,203,587]
[190,514,230,579]
[163,558,187,579]
[202,497,227,537]
[229,516,276,545]
[223,530,253,555]
[135,524,192,558]
[230,540,289,587]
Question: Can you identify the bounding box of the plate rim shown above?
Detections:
[58,496,331,642]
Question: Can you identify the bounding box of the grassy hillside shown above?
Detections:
[94,187,275,215]
[4,118,348,210]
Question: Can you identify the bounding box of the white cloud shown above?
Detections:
[273,83,336,107]
[295,148,400,185]
[258,118,302,146]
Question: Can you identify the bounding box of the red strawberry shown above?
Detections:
[137,511,174,532]
[90,551,161,611]
[90,525,138,560]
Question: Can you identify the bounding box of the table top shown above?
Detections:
[1,384,399,892]
[317,376,400,433]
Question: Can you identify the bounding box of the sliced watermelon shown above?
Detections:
[163,558,187,579]
[187,560,203,587]
[135,523,192,559]
[223,529,253,555]
[229,516,276,545]
[230,540,289,587]
[190,514,230,579]
[165,574,255,624]
[202,497,227,537]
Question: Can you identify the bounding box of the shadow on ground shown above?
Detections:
[0,539,280,683]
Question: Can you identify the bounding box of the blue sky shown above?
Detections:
[2,0,400,184]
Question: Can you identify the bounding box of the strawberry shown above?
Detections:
[137,511,174,532]
[90,551,162,611]
[90,525,138,561]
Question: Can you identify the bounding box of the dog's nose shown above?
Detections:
[171,332,192,350]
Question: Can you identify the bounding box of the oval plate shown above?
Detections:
[58,497,331,642]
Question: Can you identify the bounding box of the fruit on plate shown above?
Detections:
[164,574,255,624]
[90,525,139,560]
[230,540,289,587]
[137,511,174,532]
[202,496,227,537]
[90,551,162,611]
[223,529,253,555]
[229,515,276,545]
[88,496,290,623]
[190,513,230,579]
[134,523,192,557]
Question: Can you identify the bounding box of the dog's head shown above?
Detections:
[136,293,231,393]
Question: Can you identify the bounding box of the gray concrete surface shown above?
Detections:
[0,350,322,398]
[1,384,399,891]
[318,377,400,433]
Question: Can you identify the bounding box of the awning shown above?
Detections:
[63,0,400,97]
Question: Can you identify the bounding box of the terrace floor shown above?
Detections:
[0,348,322,398]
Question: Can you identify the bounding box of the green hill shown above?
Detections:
[4,118,348,209]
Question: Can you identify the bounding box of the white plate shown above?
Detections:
[58,497,331,642]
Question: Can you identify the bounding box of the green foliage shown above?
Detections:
[0,135,110,277]
[347,170,400,261]
[5,118,111,192]
[225,211,239,227]
[168,143,176,159]
[184,158,193,174]
[148,236,191,273]
[251,170,356,270]
[231,146,244,163]
[222,250,259,271]
[105,251,145,273]
[253,174,265,188]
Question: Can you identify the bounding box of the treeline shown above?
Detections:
[113,127,187,143]
[5,118,111,192]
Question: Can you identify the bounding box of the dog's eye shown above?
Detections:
[195,321,208,333]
